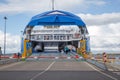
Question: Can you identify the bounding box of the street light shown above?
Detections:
[20,31,23,54]
[4,16,7,58]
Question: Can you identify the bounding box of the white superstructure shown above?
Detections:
[26,25,85,52]
[30,25,82,42]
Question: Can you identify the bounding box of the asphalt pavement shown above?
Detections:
[0,59,120,80]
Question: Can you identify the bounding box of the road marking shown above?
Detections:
[85,62,118,80]
[30,61,56,80]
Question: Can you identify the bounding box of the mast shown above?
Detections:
[52,0,54,10]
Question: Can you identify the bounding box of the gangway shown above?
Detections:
[26,51,83,61]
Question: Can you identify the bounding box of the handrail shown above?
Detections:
[86,59,108,70]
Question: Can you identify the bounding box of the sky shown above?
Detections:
[0,0,120,54]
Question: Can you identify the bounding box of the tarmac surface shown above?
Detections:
[0,60,119,80]
[0,52,120,80]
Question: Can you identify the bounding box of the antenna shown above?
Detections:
[52,0,54,10]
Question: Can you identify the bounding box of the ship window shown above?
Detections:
[31,35,35,39]
[37,35,39,40]
[54,35,59,40]
[44,35,49,40]
[67,35,69,40]
[49,35,53,40]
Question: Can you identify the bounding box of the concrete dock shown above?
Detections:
[0,52,119,80]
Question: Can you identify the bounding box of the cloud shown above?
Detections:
[0,0,106,14]
[77,13,120,53]
[0,30,20,53]
[89,26,120,53]
[79,13,120,26]
[85,0,106,6]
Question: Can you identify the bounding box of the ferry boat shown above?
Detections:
[21,10,90,58]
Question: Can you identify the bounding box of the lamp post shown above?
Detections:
[4,16,7,58]
[20,31,23,54]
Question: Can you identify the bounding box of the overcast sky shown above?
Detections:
[0,0,120,54]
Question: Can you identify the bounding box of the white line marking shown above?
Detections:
[30,61,56,80]
[85,62,118,80]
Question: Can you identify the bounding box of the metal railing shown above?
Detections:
[86,59,108,70]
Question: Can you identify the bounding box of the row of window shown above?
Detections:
[31,35,72,40]
[32,30,72,33]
